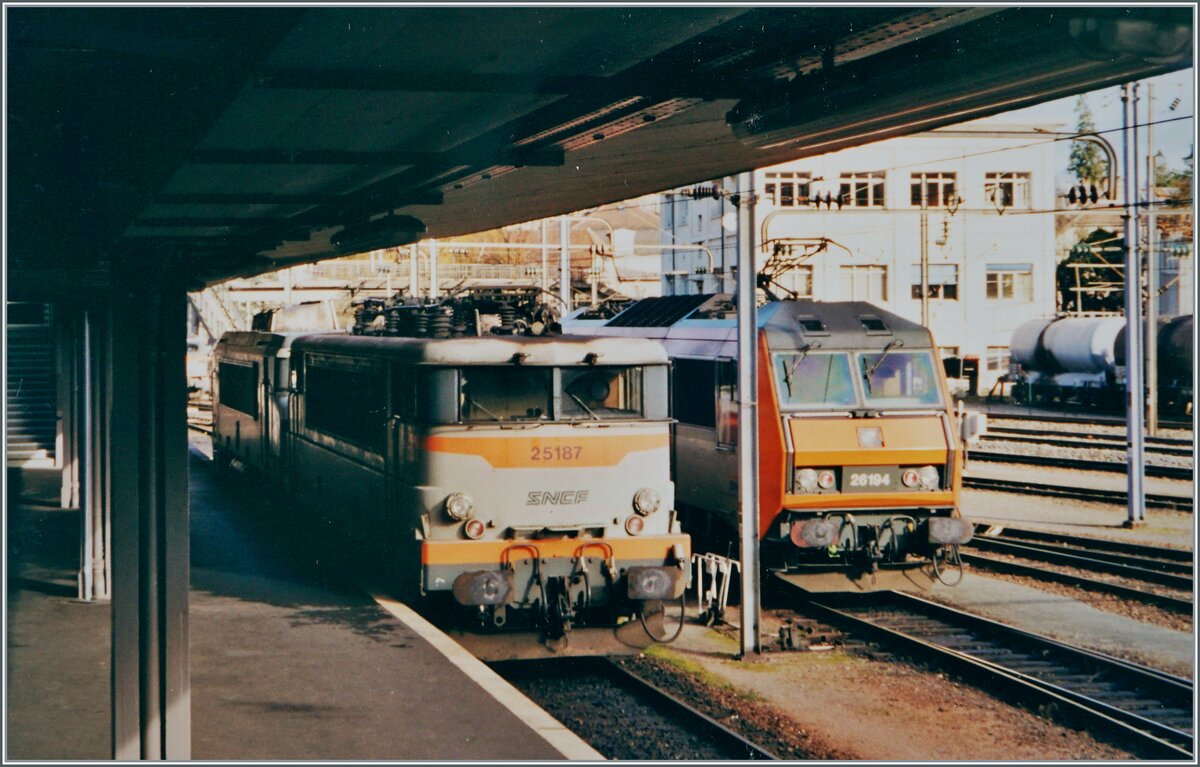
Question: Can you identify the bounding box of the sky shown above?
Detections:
[1000,68,1195,181]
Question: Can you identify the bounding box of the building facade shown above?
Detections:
[660,119,1064,392]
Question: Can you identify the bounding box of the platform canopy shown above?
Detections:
[7,5,1192,290]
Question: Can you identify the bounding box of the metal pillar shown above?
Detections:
[1121,83,1147,527]
[540,218,550,295]
[429,239,440,300]
[735,172,761,657]
[1144,82,1159,436]
[408,244,419,298]
[77,308,110,601]
[109,266,191,758]
[57,312,80,509]
[559,217,572,312]
[919,203,930,327]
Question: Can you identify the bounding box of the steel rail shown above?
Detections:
[958,551,1194,615]
[493,656,778,760]
[985,413,1193,431]
[980,430,1193,457]
[600,658,778,760]
[974,534,1193,574]
[782,582,1193,759]
[967,450,1193,480]
[962,476,1193,513]
[966,538,1194,588]
[974,525,1194,563]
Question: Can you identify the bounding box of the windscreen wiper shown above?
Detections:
[864,339,904,391]
[469,398,502,421]
[568,390,601,420]
[782,343,816,397]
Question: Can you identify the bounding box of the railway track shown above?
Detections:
[967,450,1193,480]
[782,583,1194,759]
[985,412,1193,431]
[962,525,1193,614]
[491,656,776,760]
[980,427,1193,457]
[962,475,1193,513]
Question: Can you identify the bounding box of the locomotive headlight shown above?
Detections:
[624,515,645,536]
[796,468,818,493]
[463,518,487,540]
[633,488,661,516]
[817,470,836,490]
[444,492,474,521]
[917,465,940,490]
[901,469,920,487]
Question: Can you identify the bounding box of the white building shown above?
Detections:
[660,118,1063,392]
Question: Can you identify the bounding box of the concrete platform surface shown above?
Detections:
[6,447,600,761]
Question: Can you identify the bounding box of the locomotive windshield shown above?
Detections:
[455,364,658,422]
[773,352,857,410]
[858,349,943,408]
[459,367,553,421]
[562,366,644,420]
[772,349,944,410]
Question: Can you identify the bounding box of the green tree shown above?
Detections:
[1068,96,1108,184]
[1155,148,1194,201]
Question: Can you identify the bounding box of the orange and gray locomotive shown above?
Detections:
[213,294,689,636]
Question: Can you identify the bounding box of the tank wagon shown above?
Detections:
[564,294,975,591]
[1009,314,1193,414]
[213,297,689,638]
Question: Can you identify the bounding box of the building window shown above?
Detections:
[841,265,888,302]
[985,263,1034,301]
[984,172,1031,210]
[777,265,815,298]
[910,264,959,300]
[938,346,960,359]
[764,171,813,207]
[910,172,957,208]
[986,346,1011,374]
[662,197,674,229]
[839,171,886,208]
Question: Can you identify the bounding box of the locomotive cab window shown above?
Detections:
[773,352,856,410]
[562,366,643,420]
[459,367,551,422]
[858,350,943,408]
[218,361,259,419]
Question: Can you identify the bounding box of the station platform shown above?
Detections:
[6,441,601,761]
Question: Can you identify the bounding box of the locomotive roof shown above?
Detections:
[215,330,338,356]
[290,332,669,366]
[760,299,934,351]
[565,295,934,352]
